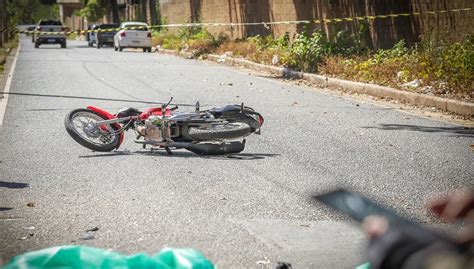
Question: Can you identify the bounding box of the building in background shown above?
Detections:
[57,0,129,30]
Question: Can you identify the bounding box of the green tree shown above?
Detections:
[78,0,119,23]
[7,0,58,25]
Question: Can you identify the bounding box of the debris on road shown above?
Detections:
[82,227,99,240]
[256,258,271,265]
[26,202,35,207]
[86,227,99,232]
[82,232,95,240]
[470,144,474,151]
[275,262,293,269]
[24,226,35,230]
[18,234,34,240]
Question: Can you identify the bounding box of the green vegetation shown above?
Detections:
[0,37,19,73]
[153,27,227,57]
[7,0,59,25]
[320,38,473,100]
[78,0,108,22]
[152,28,473,101]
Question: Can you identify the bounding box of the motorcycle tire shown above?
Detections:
[65,109,120,152]
[188,122,251,141]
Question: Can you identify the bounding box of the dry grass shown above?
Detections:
[153,29,473,101]
[216,41,257,57]
[320,53,473,101]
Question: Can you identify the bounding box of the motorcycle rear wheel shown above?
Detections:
[65,109,120,152]
[188,122,251,141]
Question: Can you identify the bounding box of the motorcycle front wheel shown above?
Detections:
[188,122,251,141]
[65,109,120,152]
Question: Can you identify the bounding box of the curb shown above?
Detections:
[158,48,474,116]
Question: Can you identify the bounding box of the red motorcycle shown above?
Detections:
[64,99,264,155]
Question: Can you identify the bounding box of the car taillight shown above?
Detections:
[147,32,151,38]
[258,115,264,126]
[120,31,126,37]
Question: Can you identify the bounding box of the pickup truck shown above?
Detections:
[33,19,68,48]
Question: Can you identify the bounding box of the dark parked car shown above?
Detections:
[95,23,120,48]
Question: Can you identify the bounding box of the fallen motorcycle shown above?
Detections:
[64,98,264,155]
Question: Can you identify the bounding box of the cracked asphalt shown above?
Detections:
[0,37,473,268]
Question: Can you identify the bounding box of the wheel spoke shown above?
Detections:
[70,111,118,146]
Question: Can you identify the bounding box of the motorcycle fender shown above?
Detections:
[86,106,124,149]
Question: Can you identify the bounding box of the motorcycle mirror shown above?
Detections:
[163,97,174,109]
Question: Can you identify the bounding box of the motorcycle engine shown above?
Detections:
[137,116,163,140]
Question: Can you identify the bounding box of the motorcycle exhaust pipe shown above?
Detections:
[134,140,246,155]
[184,140,246,155]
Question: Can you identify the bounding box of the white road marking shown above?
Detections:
[0,42,21,126]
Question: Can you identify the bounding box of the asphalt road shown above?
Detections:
[1,37,473,268]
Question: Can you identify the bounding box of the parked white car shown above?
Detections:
[114,22,152,52]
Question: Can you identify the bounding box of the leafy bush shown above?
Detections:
[285,30,330,72]
[152,28,226,56]
[320,37,473,100]
[152,30,183,50]
[414,38,473,95]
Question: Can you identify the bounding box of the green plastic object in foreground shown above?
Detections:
[355,262,371,269]
[3,245,214,269]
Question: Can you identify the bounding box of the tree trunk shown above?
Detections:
[110,0,120,23]
[148,0,157,26]
[0,0,7,46]
[140,0,147,23]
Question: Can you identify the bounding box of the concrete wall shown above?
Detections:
[159,0,473,49]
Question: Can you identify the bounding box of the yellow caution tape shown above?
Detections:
[7,7,472,36]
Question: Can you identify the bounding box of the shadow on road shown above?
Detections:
[362,124,473,137]
[0,181,29,189]
[78,150,279,160]
[0,207,13,211]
